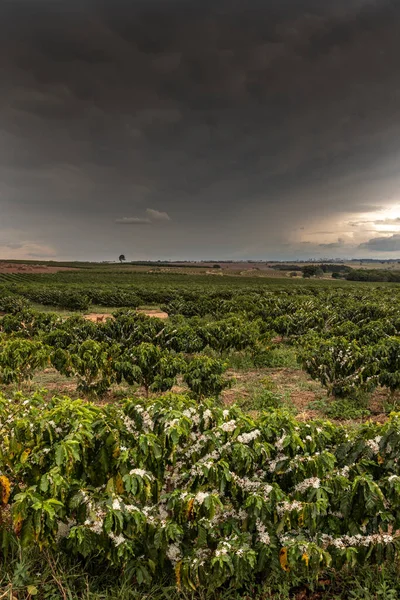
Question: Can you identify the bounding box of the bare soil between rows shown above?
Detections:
[0,261,78,274]
[83,309,168,323]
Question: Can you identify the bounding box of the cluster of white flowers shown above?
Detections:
[195,491,210,505]
[231,473,272,497]
[320,532,395,549]
[191,547,211,567]
[275,434,287,451]
[141,506,157,525]
[165,418,180,430]
[122,415,136,434]
[129,468,148,478]
[237,429,261,444]
[112,497,122,511]
[210,507,248,526]
[85,506,105,535]
[124,504,141,513]
[141,410,154,432]
[109,532,125,547]
[220,420,237,433]
[80,490,91,506]
[203,409,213,425]
[48,419,63,434]
[267,453,286,473]
[277,500,303,516]
[294,477,321,493]
[222,410,230,419]
[134,405,154,432]
[182,407,201,426]
[166,543,182,564]
[365,436,382,454]
[255,519,270,545]
[338,465,351,477]
[215,540,232,557]
[184,433,207,458]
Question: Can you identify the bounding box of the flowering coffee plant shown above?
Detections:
[2,392,400,591]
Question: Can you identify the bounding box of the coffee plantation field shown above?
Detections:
[2,267,400,598]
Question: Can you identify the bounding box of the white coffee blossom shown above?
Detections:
[109,532,125,547]
[112,498,122,511]
[203,409,213,422]
[221,420,237,433]
[195,491,210,505]
[237,429,261,444]
[122,415,136,434]
[275,434,286,451]
[365,436,382,454]
[277,500,303,517]
[321,533,394,550]
[129,468,148,478]
[294,477,321,493]
[166,543,182,564]
[256,519,270,545]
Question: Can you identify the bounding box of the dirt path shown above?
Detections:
[84,309,168,323]
[137,309,168,319]
[84,313,114,323]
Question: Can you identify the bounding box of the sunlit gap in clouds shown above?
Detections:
[365,205,400,233]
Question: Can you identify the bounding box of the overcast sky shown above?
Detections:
[1,0,400,261]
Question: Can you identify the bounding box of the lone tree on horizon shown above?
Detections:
[119,254,126,263]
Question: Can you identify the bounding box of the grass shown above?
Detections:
[262,345,298,369]
[308,398,372,420]
[223,345,299,371]
[29,303,163,317]
[3,548,400,599]
[236,387,294,414]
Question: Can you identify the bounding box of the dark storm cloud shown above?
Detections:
[1,0,400,259]
[359,234,400,252]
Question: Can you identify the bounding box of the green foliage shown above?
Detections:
[308,398,371,420]
[52,340,119,396]
[0,339,50,386]
[0,295,30,314]
[18,289,90,311]
[238,388,286,413]
[114,343,183,396]
[376,337,400,393]
[347,269,400,283]
[302,265,323,278]
[299,336,378,398]
[184,355,231,398]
